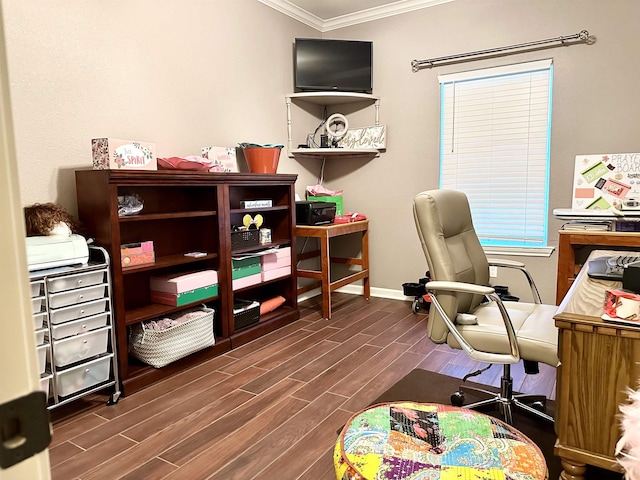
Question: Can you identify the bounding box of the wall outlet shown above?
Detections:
[489,266,498,278]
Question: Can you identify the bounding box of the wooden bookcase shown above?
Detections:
[75,169,299,395]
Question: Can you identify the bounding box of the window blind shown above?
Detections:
[438,59,553,247]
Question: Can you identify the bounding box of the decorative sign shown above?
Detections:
[572,153,640,210]
[338,124,386,150]
[201,146,238,172]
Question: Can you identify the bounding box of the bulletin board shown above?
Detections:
[571,153,640,210]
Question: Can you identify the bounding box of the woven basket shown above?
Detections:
[129,307,215,368]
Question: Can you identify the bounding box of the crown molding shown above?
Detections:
[259,0,455,32]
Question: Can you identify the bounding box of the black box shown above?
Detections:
[623,263,640,294]
[233,299,260,329]
[296,201,336,225]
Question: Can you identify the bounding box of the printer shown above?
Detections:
[296,201,336,225]
[25,234,89,271]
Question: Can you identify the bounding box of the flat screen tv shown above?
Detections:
[294,38,373,94]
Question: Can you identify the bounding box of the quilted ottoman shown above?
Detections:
[334,402,547,480]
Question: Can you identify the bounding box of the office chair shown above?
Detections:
[412,189,558,424]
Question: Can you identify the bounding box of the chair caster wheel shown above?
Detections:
[451,391,465,407]
[412,299,420,313]
[530,400,546,413]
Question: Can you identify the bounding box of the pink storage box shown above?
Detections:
[261,265,291,282]
[232,273,261,291]
[261,247,291,272]
[92,138,157,170]
[150,270,218,294]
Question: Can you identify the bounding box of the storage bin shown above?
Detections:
[49,298,108,325]
[50,312,109,340]
[48,283,107,309]
[40,374,52,399]
[36,344,48,374]
[129,307,215,368]
[31,280,44,297]
[51,326,110,368]
[31,296,44,314]
[33,311,47,329]
[47,269,107,293]
[231,229,259,250]
[55,354,113,397]
[34,327,47,346]
[233,300,260,329]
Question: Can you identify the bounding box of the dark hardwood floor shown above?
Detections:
[48,293,556,479]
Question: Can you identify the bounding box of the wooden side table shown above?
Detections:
[295,220,370,319]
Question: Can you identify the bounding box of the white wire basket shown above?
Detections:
[129,306,215,368]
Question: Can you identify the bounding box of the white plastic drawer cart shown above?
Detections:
[29,245,121,408]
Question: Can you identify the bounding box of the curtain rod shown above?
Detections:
[411,30,594,71]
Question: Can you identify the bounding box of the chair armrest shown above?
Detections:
[426,280,520,365]
[426,280,494,296]
[486,257,543,304]
[487,257,525,268]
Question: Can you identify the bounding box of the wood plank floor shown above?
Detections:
[48,293,556,479]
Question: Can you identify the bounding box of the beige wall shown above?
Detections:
[3,0,639,304]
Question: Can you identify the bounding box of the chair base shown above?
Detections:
[452,365,554,425]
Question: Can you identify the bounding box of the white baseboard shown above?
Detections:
[297,284,412,303]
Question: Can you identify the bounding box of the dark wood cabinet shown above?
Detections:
[75,169,299,395]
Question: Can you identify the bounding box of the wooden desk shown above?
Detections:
[556,230,640,304]
[296,220,370,319]
[554,250,640,480]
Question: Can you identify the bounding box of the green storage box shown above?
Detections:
[306,195,343,216]
[150,284,219,306]
[232,256,260,269]
[232,264,262,280]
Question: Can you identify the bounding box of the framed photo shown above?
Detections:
[338,124,386,150]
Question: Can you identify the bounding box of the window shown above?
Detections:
[438,59,553,251]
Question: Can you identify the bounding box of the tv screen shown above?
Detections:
[294,38,373,94]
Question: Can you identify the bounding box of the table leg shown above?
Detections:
[362,228,370,300]
[559,457,586,480]
[320,232,331,319]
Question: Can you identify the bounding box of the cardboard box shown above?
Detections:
[150,284,219,306]
[261,247,291,271]
[261,265,291,282]
[121,241,155,267]
[232,273,261,291]
[306,195,343,216]
[92,138,157,170]
[150,270,218,294]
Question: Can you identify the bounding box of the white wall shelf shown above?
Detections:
[285,92,382,158]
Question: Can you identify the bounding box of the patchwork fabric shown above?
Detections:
[334,402,547,480]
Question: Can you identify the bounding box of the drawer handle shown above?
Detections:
[82,325,87,329]
[83,340,88,344]
[85,368,90,373]
[79,295,84,300]
[77,280,83,285]
[79,309,85,315]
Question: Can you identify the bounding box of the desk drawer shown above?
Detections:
[47,269,107,293]
[48,284,107,309]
